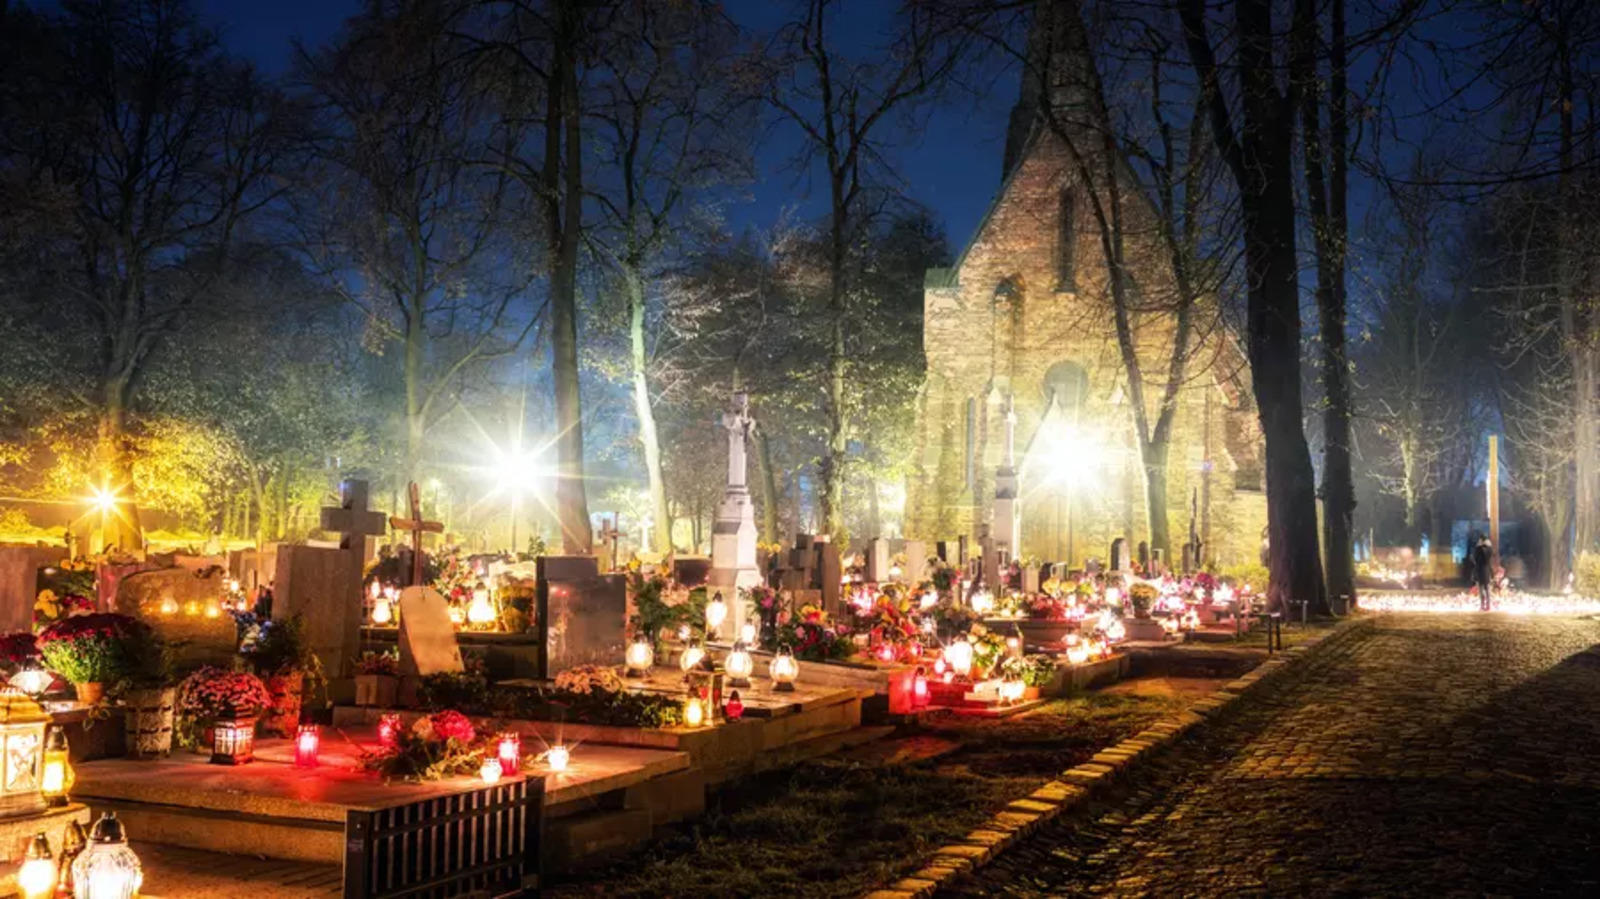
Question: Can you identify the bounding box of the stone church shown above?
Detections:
[904,1,1267,569]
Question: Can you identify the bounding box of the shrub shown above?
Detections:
[36,613,144,684]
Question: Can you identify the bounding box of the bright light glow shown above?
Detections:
[739,621,758,645]
[9,667,51,698]
[625,639,654,674]
[920,591,938,610]
[1029,418,1110,491]
[90,488,119,513]
[497,733,521,775]
[158,597,178,616]
[725,647,754,682]
[1361,591,1600,615]
[479,759,503,784]
[294,725,319,768]
[1066,641,1089,665]
[679,644,705,672]
[467,588,496,626]
[771,649,799,690]
[970,591,994,615]
[545,745,570,772]
[944,638,973,677]
[371,597,393,626]
[18,834,53,899]
[490,449,545,495]
[705,595,728,635]
[683,696,705,728]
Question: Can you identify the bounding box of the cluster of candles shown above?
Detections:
[368,583,499,627]
[17,812,142,899]
[155,596,222,619]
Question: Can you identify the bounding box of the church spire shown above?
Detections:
[1000,0,1102,181]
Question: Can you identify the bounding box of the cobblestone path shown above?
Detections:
[956,613,1600,896]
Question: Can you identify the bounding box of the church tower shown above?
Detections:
[1001,0,1102,182]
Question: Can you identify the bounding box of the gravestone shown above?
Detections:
[707,393,764,640]
[115,566,234,669]
[396,585,464,677]
[672,556,712,588]
[0,546,64,633]
[902,540,927,584]
[1151,548,1166,576]
[319,480,386,566]
[1021,565,1040,595]
[1110,538,1129,574]
[865,538,890,584]
[957,535,970,568]
[535,555,627,678]
[1137,541,1151,571]
[818,540,843,616]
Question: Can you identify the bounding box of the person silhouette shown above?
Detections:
[1470,536,1494,611]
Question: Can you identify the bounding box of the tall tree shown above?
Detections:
[766,0,966,543]
[586,0,751,554]
[296,0,536,491]
[0,0,290,549]
[1181,0,1328,613]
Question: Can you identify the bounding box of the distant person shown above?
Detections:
[1470,537,1494,611]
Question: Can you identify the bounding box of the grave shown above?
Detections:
[1110,537,1130,576]
[817,538,843,615]
[0,544,64,632]
[535,555,627,678]
[114,565,234,668]
[671,557,711,588]
[902,540,927,584]
[865,537,890,584]
[707,393,763,640]
[396,585,464,679]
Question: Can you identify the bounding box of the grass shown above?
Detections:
[546,690,1187,899]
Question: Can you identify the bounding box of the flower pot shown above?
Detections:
[1022,685,1041,701]
[262,671,304,737]
[124,687,176,759]
[355,674,398,708]
[73,682,104,704]
[209,716,257,765]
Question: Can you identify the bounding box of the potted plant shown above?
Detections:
[354,650,400,708]
[177,667,272,764]
[37,613,143,704]
[1122,583,1167,641]
[117,627,177,759]
[242,615,324,737]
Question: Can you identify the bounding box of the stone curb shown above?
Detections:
[862,615,1374,899]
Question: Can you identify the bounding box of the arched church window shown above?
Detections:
[994,277,1020,309]
[1057,188,1076,291]
[1042,360,1088,422]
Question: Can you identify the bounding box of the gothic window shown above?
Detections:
[964,397,978,491]
[1042,361,1088,422]
[1057,188,1076,291]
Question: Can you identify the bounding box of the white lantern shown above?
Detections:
[970,591,994,615]
[1066,640,1089,666]
[17,832,52,899]
[770,649,799,691]
[0,689,47,819]
[1105,586,1122,606]
[679,643,706,673]
[8,665,51,699]
[370,597,394,626]
[705,593,728,637]
[944,637,974,678]
[920,591,938,610]
[739,621,758,645]
[478,758,503,784]
[544,745,571,772]
[72,812,141,899]
[725,645,754,687]
[625,638,654,676]
[467,588,496,626]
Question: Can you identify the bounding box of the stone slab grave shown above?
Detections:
[865,538,890,584]
[902,539,927,584]
[0,545,65,633]
[114,565,234,668]
[536,555,627,679]
[817,539,842,615]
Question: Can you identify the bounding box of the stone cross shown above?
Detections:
[388,482,443,587]
[320,480,388,558]
[597,517,623,571]
[721,392,754,490]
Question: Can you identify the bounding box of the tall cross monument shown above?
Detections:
[708,392,763,641]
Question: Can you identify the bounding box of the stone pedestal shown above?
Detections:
[708,489,762,640]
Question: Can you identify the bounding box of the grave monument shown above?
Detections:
[992,395,1021,559]
[707,393,762,641]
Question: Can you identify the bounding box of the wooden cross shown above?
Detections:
[390,481,444,587]
[320,479,388,555]
[597,516,622,570]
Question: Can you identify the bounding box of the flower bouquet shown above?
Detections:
[178,666,272,762]
[0,632,40,672]
[788,606,855,662]
[37,612,144,702]
[32,589,95,632]
[361,710,486,782]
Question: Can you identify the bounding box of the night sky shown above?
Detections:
[196,0,1015,254]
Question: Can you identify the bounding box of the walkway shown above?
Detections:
[956,613,1600,896]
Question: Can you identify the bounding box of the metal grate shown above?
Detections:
[343,777,543,898]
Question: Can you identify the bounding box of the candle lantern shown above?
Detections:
[769,649,799,692]
[724,690,744,721]
[739,621,758,645]
[544,745,570,772]
[912,668,929,708]
[55,820,85,898]
[71,812,142,899]
[466,587,496,627]
[704,593,728,638]
[8,664,51,699]
[17,832,53,899]
[210,718,256,766]
[679,643,706,674]
[371,596,394,626]
[944,637,974,679]
[682,695,705,728]
[724,644,754,688]
[0,688,48,819]
[293,724,320,768]
[624,638,654,677]
[41,726,72,806]
[497,732,521,776]
[478,759,502,784]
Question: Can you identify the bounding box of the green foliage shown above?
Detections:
[418,671,491,711]
[627,571,690,652]
[1221,562,1270,595]
[1576,552,1600,597]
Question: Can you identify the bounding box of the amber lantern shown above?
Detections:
[54,819,86,898]
[624,638,654,677]
[770,648,799,692]
[210,719,256,765]
[682,695,706,728]
[0,688,48,819]
[16,832,53,899]
[724,644,754,688]
[40,726,72,807]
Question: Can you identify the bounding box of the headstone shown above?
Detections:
[1021,565,1040,595]
[536,555,627,678]
[396,585,465,677]
[274,544,362,685]
[818,540,843,616]
[0,546,66,633]
[1151,548,1166,576]
[319,479,387,565]
[903,540,927,584]
[673,557,712,588]
[707,393,764,640]
[1084,558,1103,576]
[936,541,954,564]
[1110,538,1129,574]
[1137,541,1151,571]
[866,538,890,584]
[957,535,970,567]
[116,567,235,668]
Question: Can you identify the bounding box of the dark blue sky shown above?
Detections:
[196,0,1015,255]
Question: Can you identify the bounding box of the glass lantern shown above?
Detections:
[496,732,521,776]
[8,664,52,699]
[41,726,72,806]
[17,831,53,899]
[72,812,141,899]
[624,639,654,677]
[293,724,320,768]
[210,718,256,766]
[0,688,49,819]
[724,645,754,688]
[770,649,799,692]
[704,593,727,639]
[679,643,705,674]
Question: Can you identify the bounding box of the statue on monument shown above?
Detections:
[721,392,755,491]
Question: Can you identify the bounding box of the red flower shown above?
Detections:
[429,710,476,744]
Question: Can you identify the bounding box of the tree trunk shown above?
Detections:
[95,379,143,551]
[821,279,847,544]
[756,426,780,544]
[1143,441,1171,559]
[627,271,670,554]
[545,0,592,554]
[251,470,271,549]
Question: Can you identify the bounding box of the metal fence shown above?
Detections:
[344,776,543,898]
